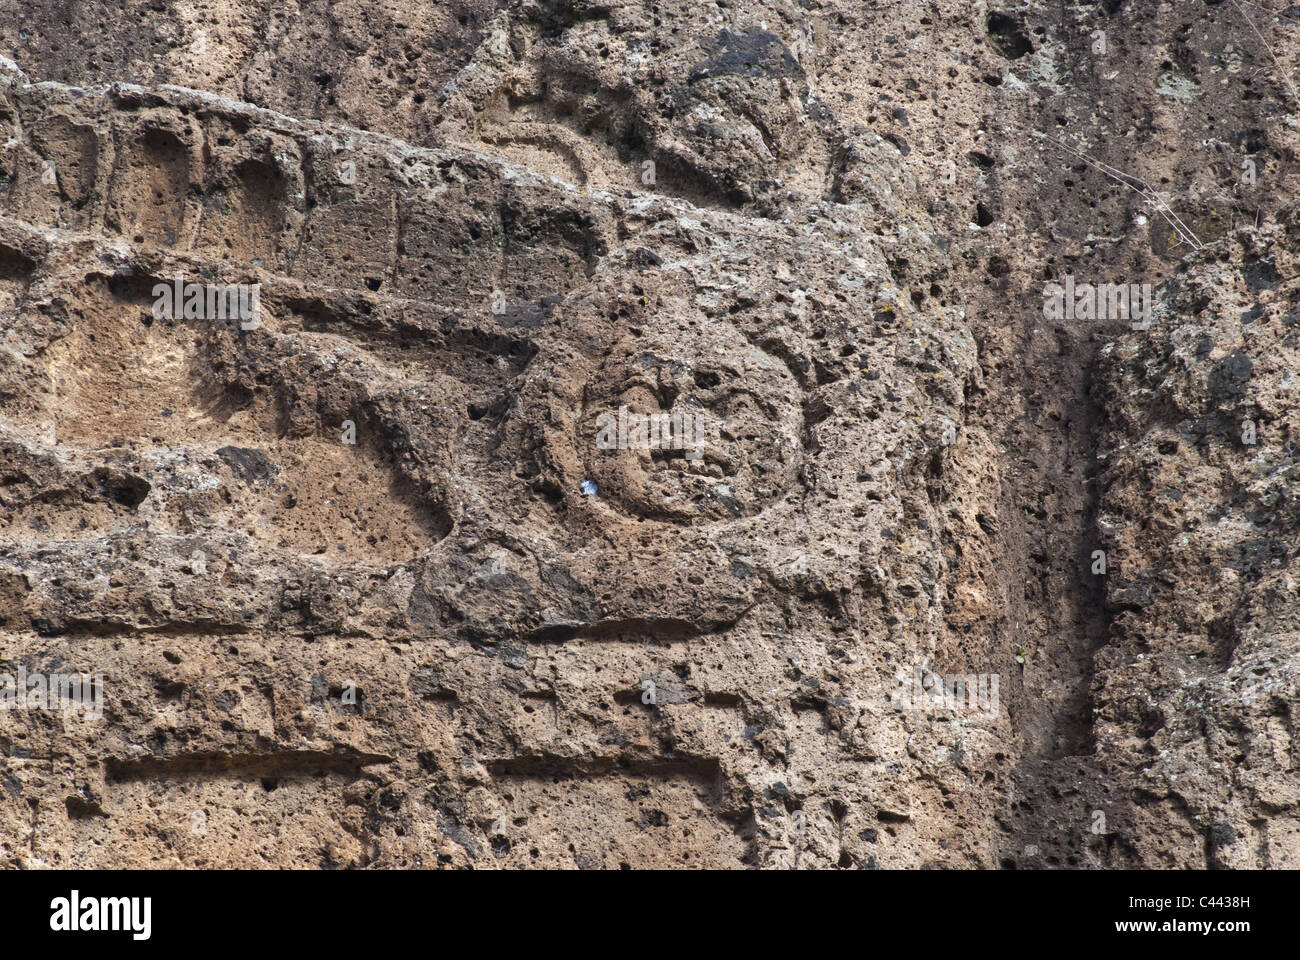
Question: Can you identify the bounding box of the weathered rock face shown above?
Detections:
[1091,229,1300,867]
[0,1,1294,869]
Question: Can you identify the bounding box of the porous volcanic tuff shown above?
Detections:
[0,0,1295,869]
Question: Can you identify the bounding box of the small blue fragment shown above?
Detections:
[580,479,598,496]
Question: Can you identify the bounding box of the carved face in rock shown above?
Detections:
[571,309,806,523]
[433,2,825,212]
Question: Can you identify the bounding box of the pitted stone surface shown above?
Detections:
[0,1,1296,868]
